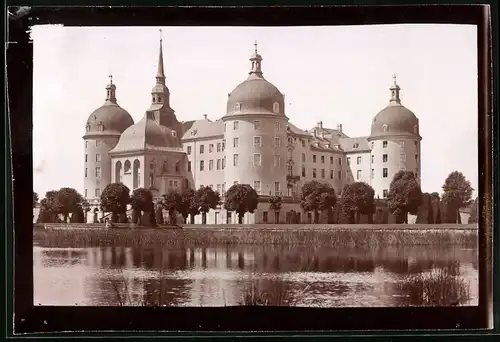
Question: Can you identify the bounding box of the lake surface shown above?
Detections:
[34,245,478,307]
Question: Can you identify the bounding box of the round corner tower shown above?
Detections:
[82,76,134,206]
[367,75,422,199]
[222,42,289,196]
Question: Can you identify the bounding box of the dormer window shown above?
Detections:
[235,102,241,112]
[158,96,162,102]
[273,102,280,114]
[353,143,359,148]
[382,124,388,132]
[172,131,177,137]
[97,122,104,132]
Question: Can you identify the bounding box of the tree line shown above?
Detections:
[34,170,477,225]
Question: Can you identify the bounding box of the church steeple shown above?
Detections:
[389,74,401,104]
[248,41,264,79]
[105,74,117,104]
[151,29,170,106]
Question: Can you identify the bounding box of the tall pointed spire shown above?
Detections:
[389,74,401,104]
[105,74,117,104]
[156,29,166,85]
[248,40,263,78]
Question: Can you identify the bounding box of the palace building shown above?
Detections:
[83,38,422,224]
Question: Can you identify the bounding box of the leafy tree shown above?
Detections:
[468,197,479,224]
[430,192,442,224]
[162,191,182,225]
[387,171,423,224]
[197,186,221,224]
[70,206,85,223]
[33,192,39,208]
[442,171,474,224]
[223,184,259,224]
[100,183,131,223]
[268,195,283,224]
[130,188,154,226]
[416,192,434,224]
[340,182,375,224]
[54,187,84,222]
[300,181,337,224]
[178,188,200,224]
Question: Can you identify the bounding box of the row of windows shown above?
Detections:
[346,154,419,165]
[85,154,101,163]
[371,141,419,149]
[187,142,225,155]
[196,153,282,170]
[85,167,101,178]
[303,167,343,180]
[304,154,343,165]
[85,140,102,148]
[196,158,227,172]
[84,188,100,198]
[200,183,227,196]
[233,102,280,114]
[224,120,283,132]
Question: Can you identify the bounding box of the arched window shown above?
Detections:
[235,102,241,112]
[172,131,177,137]
[115,161,122,183]
[382,124,388,132]
[273,102,280,114]
[124,160,132,174]
[133,159,141,189]
[158,96,162,102]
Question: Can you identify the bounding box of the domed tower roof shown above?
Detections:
[83,75,134,138]
[369,75,421,140]
[109,110,182,154]
[224,42,286,118]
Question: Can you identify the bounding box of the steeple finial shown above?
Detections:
[389,74,401,104]
[156,29,165,82]
[249,41,263,78]
[105,75,117,104]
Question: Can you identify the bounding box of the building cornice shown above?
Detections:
[367,133,422,142]
[181,134,224,142]
[109,149,186,158]
[221,112,290,122]
[83,132,122,140]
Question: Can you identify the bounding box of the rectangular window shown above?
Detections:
[274,182,280,195]
[415,154,418,162]
[254,120,261,130]
[209,160,214,171]
[383,189,388,198]
[200,145,204,154]
[233,154,239,166]
[383,154,388,162]
[222,140,225,151]
[187,146,192,155]
[222,157,226,169]
[253,136,261,147]
[401,153,406,161]
[321,156,325,163]
[347,157,350,165]
[217,159,221,170]
[400,141,405,147]
[383,141,388,148]
[330,170,334,179]
[95,167,101,178]
[253,153,261,166]
[301,153,306,163]
[85,168,88,177]
[263,211,268,223]
[274,155,281,167]
[357,156,362,165]
[217,143,221,152]
[321,169,325,178]
[357,170,362,180]
[254,181,261,195]
[383,168,388,178]
[301,139,306,148]
[233,137,239,148]
[85,154,88,162]
[209,144,214,153]
[338,170,342,179]
[312,168,317,178]
[301,167,306,177]
[371,169,374,179]
[414,141,418,148]
[275,121,281,131]
[187,161,192,172]
[96,153,101,162]
[313,155,317,163]
[274,137,281,148]
[95,140,100,147]
[233,121,239,130]
[84,189,88,197]
[95,188,100,197]
[371,155,374,163]
[222,183,226,196]
[338,158,342,166]
[200,160,205,171]
[217,184,221,194]
[330,156,334,164]
[174,181,179,188]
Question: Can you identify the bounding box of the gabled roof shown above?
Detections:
[338,136,370,153]
[181,119,224,141]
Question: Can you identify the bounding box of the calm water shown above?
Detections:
[33,245,478,307]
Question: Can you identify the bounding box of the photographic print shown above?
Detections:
[31,23,481,310]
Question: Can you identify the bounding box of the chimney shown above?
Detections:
[337,124,343,133]
[317,121,323,129]
[203,114,208,120]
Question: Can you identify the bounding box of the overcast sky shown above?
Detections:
[31,24,478,198]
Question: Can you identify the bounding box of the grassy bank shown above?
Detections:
[33,225,478,248]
